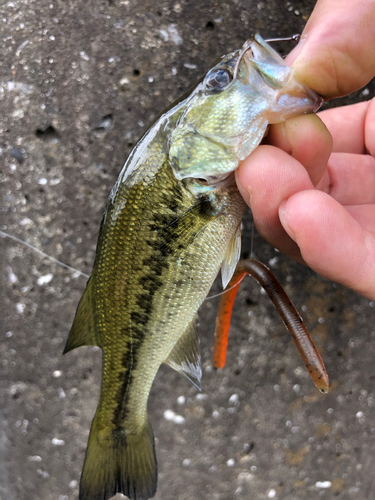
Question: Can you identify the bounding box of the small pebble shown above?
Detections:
[315,481,332,489]
[51,438,65,446]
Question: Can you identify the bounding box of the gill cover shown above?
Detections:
[169,34,322,183]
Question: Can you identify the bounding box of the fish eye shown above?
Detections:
[205,68,233,90]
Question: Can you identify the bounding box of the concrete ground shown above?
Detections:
[1,1,375,499]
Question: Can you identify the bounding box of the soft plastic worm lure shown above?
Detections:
[213,259,329,393]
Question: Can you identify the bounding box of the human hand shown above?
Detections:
[236,0,375,300]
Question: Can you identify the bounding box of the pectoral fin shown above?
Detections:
[63,279,100,353]
[221,224,241,289]
[164,319,202,390]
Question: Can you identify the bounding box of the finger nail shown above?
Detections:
[235,168,252,206]
[279,200,296,241]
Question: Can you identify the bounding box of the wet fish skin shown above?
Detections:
[64,34,321,500]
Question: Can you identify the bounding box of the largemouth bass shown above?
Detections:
[64,34,322,500]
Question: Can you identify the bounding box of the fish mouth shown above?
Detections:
[237,34,323,116]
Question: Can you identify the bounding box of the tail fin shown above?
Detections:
[79,413,157,500]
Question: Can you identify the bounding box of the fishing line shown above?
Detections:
[1,229,244,300]
[205,276,246,300]
[0,230,90,279]
[250,218,255,258]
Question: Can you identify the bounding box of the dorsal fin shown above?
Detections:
[221,223,241,289]
[164,319,202,390]
[63,278,100,353]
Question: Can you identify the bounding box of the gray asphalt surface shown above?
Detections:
[1,1,375,500]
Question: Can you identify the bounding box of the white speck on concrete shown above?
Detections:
[356,411,364,418]
[19,217,33,226]
[51,437,65,446]
[163,410,175,421]
[183,62,197,70]
[69,480,78,488]
[229,393,239,404]
[196,393,207,401]
[16,303,25,314]
[174,415,185,424]
[177,396,185,405]
[327,407,334,414]
[79,51,89,61]
[120,77,129,85]
[293,384,300,393]
[13,107,24,117]
[163,409,185,424]
[268,257,278,267]
[15,39,29,57]
[171,66,177,75]
[6,81,34,93]
[167,24,182,45]
[212,410,219,418]
[37,273,53,285]
[38,177,48,185]
[182,458,191,466]
[226,458,235,467]
[28,455,42,462]
[37,469,49,478]
[316,481,332,489]
[250,465,257,472]
[52,370,62,378]
[148,76,154,83]
[268,489,276,498]
[159,29,169,42]
[58,388,66,399]
[7,266,18,284]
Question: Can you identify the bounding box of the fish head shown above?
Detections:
[169,34,322,185]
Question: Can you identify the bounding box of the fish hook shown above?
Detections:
[232,33,300,81]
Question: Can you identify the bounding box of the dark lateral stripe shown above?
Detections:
[109,164,195,427]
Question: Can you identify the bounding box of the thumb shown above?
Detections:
[286,0,375,99]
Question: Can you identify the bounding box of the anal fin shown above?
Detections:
[164,318,201,390]
[63,278,100,353]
